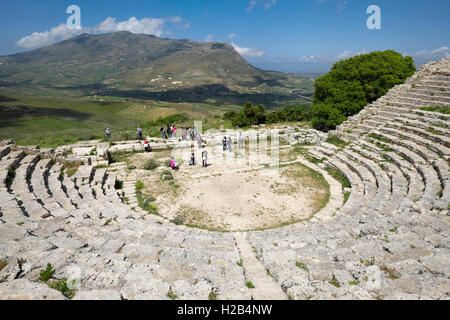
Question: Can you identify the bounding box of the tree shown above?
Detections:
[311,104,346,132]
[231,102,266,127]
[311,50,416,131]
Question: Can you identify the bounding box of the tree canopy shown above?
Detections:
[311,50,416,131]
[225,102,312,128]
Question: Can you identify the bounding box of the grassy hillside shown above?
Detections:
[0,93,242,147]
[0,32,315,147]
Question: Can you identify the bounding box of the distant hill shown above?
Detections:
[0,32,313,105]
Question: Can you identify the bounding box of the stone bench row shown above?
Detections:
[385,95,450,108]
[359,118,449,160]
[363,131,443,210]
[409,87,450,98]
[343,148,399,215]
[400,91,450,104]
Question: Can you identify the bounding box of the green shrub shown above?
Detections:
[231,102,266,127]
[161,170,174,180]
[329,276,341,288]
[166,289,178,300]
[326,135,349,148]
[223,111,237,121]
[5,168,15,185]
[39,263,55,282]
[135,181,144,191]
[143,158,160,170]
[311,104,346,131]
[171,216,185,225]
[208,291,218,300]
[296,261,308,271]
[164,159,172,167]
[0,259,8,272]
[326,168,351,189]
[48,278,76,299]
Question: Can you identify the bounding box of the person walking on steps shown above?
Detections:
[238,132,244,150]
[202,146,208,168]
[222,136,227,152]
[137,126,143,141]
[197,134,202,149]
[227,136,233,152]
[105,128,111,139]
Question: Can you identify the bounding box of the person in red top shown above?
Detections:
[172,125,177,138]
[143,140,151,152]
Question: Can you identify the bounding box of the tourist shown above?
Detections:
[143,140,151,152]
[167,124,172,138]
[202,147,208,168]
[172,125,177,138]
[170,157,179,170]
[197,134,202,149]
[227,136,233,152]
[105,128,111,139]
[160,127,165,139]
[182,127,186,140]
[189,151,196,166]
[238,132,244,150]
[137,126,143,140]
[222,136,227,151]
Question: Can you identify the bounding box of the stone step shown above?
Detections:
[234,232,287,300]
[368,131,442,206]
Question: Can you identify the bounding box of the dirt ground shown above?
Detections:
[134,146,329,231]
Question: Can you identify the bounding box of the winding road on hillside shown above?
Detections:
[290,89,313,102]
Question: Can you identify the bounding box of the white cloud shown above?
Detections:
[407,47,450,64]
[16,23,84,49]
[95,17,166,36]
[205,34,215,42]
[17,16,187,49]
[247,0,277,12]
[280,50,367,64]
[231,43,264,57]
[227,33,237,39]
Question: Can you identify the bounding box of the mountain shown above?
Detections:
[0,32,313,105]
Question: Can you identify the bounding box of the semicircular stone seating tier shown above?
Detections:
[0,57,449,300]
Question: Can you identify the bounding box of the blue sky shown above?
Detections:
[0,0,449,72]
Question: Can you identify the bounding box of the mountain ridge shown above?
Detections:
[0,31,313,105]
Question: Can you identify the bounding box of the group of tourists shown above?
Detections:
[104,126,246,170]
[222,133,245,152]
[188,146,208,168]
[160,125,177,139]
[181,127,199,141]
